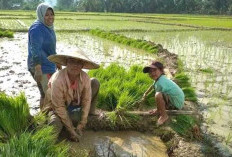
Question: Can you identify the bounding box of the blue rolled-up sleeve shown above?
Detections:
[29,29,43,66]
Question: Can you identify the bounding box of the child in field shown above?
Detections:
[142,61,185,125]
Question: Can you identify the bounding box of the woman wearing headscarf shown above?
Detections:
[27,3,61,109]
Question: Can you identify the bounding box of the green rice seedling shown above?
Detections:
[89,29,159,54]
[116,92,135,110]
[98,84,120,110]
[0,126,69,157]
[0,93,31,141]
[225,132,232,145]
[0,29,14,38]
[106,110,141,129]
[170,115,197,139]
[177,58,184,73]
[182,87,197,102]
[106,111,118,129]
[88,63,153,111]
[199,68,214,74]
[174,72,197,102]
[174,73,191,87]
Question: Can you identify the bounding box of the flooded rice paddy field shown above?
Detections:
[1,11,232,155]
[120,30,232,151]
[0,32,156,113]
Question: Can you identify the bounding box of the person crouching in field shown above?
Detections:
[42,50,100,142]
[142,61,185,125]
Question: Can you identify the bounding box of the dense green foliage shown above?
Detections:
[75,0,232,15]
[88,64,154,111]
[0,0,44,10]
[1,0,232,15]
[0,29,14,38]
[90,29,159,54]
[0,93,69,156]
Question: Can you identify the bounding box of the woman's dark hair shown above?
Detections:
[47,8,54,15]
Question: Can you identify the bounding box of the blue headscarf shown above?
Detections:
[36,3,54,29]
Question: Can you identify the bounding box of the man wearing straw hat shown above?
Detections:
[43,49,100,142]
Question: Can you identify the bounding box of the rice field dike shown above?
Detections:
[0,11,231,156]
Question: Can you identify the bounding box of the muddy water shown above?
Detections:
[121,30,232,155]
[71,131,167,157]
[0,33,40,114]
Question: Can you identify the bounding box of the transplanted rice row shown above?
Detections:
[0,29,14,38]
[90,29,160,54]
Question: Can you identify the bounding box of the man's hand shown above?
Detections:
[70,130,79,142]
[76,124,84,136]
[34,64,42,82]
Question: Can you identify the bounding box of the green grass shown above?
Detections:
[198,68,214,74]
[88,63,153,111]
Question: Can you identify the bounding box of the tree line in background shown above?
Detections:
[0,0,232,15]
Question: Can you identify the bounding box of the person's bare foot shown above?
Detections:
[157,115,169,125]
[149,109,159,115]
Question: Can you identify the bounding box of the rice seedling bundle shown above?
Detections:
[88,63,153,111]
[0,126,69,157]
[0,93,30,141]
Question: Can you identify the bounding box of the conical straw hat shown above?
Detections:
[48,49,99,69]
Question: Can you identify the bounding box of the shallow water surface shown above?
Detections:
[71,131,167,157]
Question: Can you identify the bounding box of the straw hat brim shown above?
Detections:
[48,54,100,69]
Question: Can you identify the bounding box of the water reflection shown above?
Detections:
[57,33,155,69]
[71,131,167,157]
